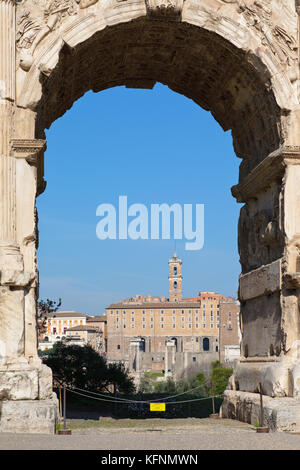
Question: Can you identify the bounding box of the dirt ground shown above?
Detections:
[1,417,300,450]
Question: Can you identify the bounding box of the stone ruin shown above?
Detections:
[1,0,300,432]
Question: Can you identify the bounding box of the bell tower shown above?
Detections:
[168,250,182,302]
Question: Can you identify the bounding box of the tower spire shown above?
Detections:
[168,250,182,302]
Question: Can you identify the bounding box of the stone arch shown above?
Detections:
[1,0,300,432]
[16,2,298,177]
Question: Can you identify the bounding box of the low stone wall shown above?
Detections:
[221,390,300,432]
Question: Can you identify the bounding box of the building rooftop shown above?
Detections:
[86,315,107,323]
[107,302,203,309]
[67,325,99,332]
[44,310,88,318]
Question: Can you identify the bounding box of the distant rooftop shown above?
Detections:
[67,325,99,332]
[107,302,204,309]
[87,315,107,322]
[44,310,88,318]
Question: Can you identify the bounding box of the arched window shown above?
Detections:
[174,281,178,290]
[203,337,210,352]
[174,266,177,275]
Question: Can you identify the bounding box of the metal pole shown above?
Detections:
[259,382,264,428]
[59,384,62,418]
[63,384,66,430]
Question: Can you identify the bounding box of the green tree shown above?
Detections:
[37,298,62,340]
[210,361,233,396]
[43,342,135,394]
[176,373,206,396]
[154,377,176,393]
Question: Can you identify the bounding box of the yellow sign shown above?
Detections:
[150,403,166,412]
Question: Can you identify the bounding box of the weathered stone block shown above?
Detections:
[0,369,39,400]
[241,292,282,358]
[221,390,300,432]
[239,259,281,301]
[0,394,58,434]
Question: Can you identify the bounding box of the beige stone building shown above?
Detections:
[107,253,234,380]
[65,325,103,352]
[219,300,241,365]
[39,311,107,354]
[86,315,107,353]
[39,311,88,351]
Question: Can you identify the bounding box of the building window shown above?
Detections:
[181,310,185,314]
[142,310,145,315]
[189,324,192,329]
[110,310,113,315]
[195,323,199,329]
[142,324,146,329]
[161,324,164,329]
[161,310,164,314]
[174,266,177,275]
[142,317,146,322]
[173,310,176,314]
[117,345,120,350]
[150,324,154,329]
[181,324,185,329]
[210,324,214,328]
[193,357,196,362]
[203,337,210,351]
[131,323,135,329]
[216,346,219,352]
[116,310,119,315]
[161,317,164,322]
[195,310,198,314]
[188,317,192,322]
[203,324,206,329]
[123,310,126,315]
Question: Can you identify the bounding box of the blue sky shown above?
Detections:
[37,83,242,315]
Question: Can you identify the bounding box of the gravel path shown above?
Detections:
[1,418,300,450]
